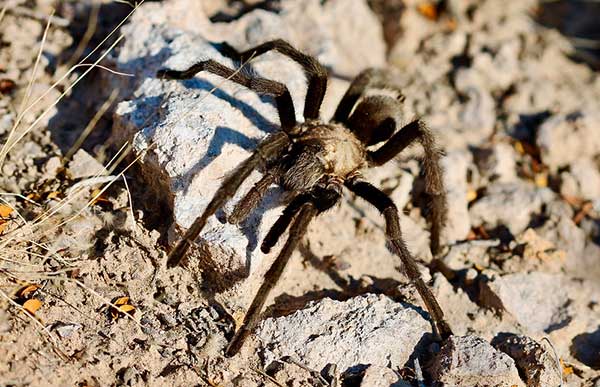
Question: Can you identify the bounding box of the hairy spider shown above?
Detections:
[157,39,452,357]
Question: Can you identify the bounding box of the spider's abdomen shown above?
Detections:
[282,122,366,191]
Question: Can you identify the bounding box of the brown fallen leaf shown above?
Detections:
[417,2,439,20]
[0,205,13,233]
[107,296,136,321]
[18,284,40,299]
[561,359,574,376]
[90,188,111,206]
[0,205,13,218]
[114,296,129,306]
[23,299,43,316]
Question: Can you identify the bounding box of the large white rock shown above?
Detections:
[256,294,431,373]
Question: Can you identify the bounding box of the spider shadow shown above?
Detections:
[175,76,279,197]
[238,186,288,267]
[261,240,436,376]
[264,241,435,322]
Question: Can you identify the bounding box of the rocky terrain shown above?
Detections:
[1,0,599,386]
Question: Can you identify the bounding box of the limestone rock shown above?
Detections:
[429,335,525,387]
[256,294,431,373]
[469,182,554,236]
[492,334,562,387]
[108,0,386,306]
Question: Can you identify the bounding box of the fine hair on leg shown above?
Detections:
[368,119,447,255]
[346,179,452,339]
[228,166,283,225]
[166,132,290,267]
[157,59,297,131]
[226,203,318,356]
[222,39,328,119]
[333,68,402,124]
[261,193,313,254]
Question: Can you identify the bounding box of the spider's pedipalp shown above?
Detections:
[346,178,452,340]
[166,132,290,267]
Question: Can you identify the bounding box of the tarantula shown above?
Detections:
[157,39,452,356]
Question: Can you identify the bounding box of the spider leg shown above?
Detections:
[222,39,328,120]
[368,119,447,255]
[228,166,282,225]
[261,193,313,254]
[166,132,290,267]
[226,185,341,356]
[157,59,296,131]
[333,68,402,124]
[346,179,453,341]
[226,202,317,357]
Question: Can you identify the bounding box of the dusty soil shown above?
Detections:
[1,1,599,386]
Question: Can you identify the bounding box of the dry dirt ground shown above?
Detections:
[1,1,600,386]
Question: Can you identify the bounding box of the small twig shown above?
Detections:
[251,367,284,387]
[64,176,118,196]
[64,3,99,69]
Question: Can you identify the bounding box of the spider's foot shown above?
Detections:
[435,320,453,342]
[225,326,251,357]
[166,239,192,267]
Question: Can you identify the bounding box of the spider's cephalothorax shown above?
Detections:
[157,39,452,357]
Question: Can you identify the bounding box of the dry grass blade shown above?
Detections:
[0,288,69,361]
[0,8,54,167]
[65,89,120,161]
[0,34,125,164]
[0,0,144,169]
[64,3,100,70]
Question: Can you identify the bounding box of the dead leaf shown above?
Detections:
[114,296,129,306]
[561,359,574,376]
[23,299,43,316]
[118,304,135,314]
[18,284,40,298]
[46,191,62,200]
[0,205,13,218]
[90,188,111,205]
[467,188,478,202]
[108,296,136,321]
[534,173,548,188]
[417,3,439,20]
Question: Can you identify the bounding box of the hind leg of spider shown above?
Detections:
[221,39,328,119]
[226,185,341,356]
[228,166,283,225]
[367,118,447,255]
[226,202,317,356]
[346,179,452,340]
[157,59,296,131]
[166,132,290,267]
